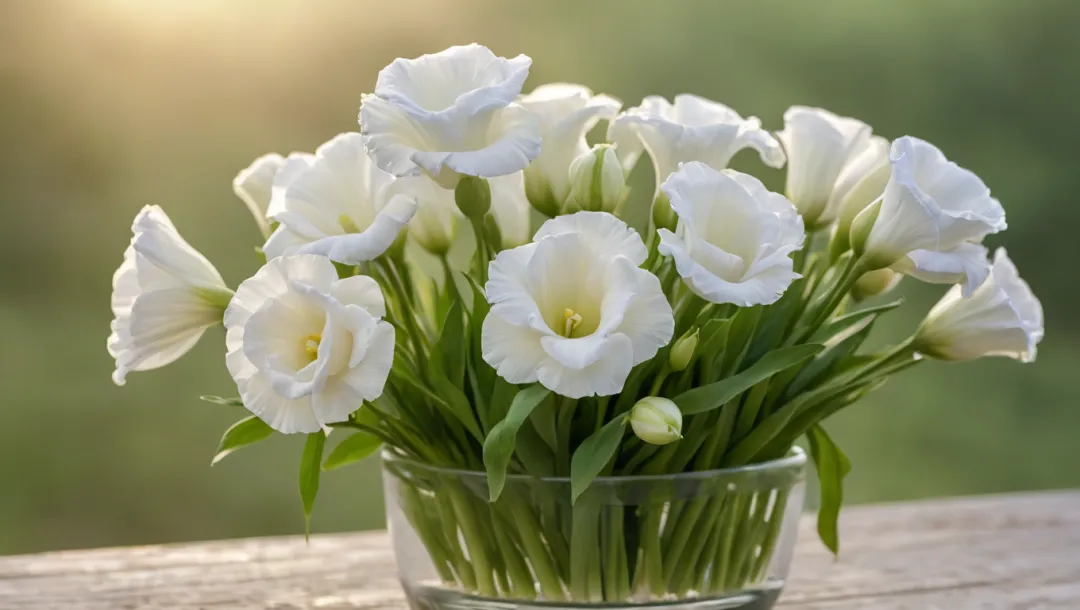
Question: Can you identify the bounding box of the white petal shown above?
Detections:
[488,172,532,249]
[607,113,646,175]
[373,44,531,116]
[828,136,890,227]
[225,254,338,331]
[533,211,647,265]
[895,242,990,297]
[295,194,417,265]
[343,320,396,398]
[238,370,321,434]
[131,206,226,290]
[411,104,542,181]
[233,153,284,236]
[536,332,634,399]
[266,153,316,218]
[331,275,386,318]
[617,267,675,365]
[110,288,218,385]
[481,313,546,384]
[485,242,548,330]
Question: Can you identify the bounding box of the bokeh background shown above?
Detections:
[2,0,1078,555]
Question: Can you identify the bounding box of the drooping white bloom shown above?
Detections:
[856,136,1007,295]
[607,94,785,186]
[225,255,395,433]
[658,162,805,307]
[567,144,625,213]
[233,153,284,237]
[108,206,232,385]
[517,84,621,214]
[482,212,674,399]
[359,44,542,189]
[263,133,417,265]
[629,397,683,445]
[916,249,1043,363]
[488,172,533,249]
[777,106,872,227]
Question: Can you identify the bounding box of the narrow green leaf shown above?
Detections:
[482,384,552,501]
[570,415,629,504]
[211,416,273,466]
[676,344,824,415]
[812,298,903,343]
[436,300,465,387]
[322,431,382,471]
[200,395,244,407]
[299,432,326,541]
[529,395,559,451]
[807,424,851,555]
[787,315,877,397]
[722,305,763,373]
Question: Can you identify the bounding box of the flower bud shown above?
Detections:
[668,327,699,372]
[848,197,882,262]
[567,144,625,214]
[454,175,491,220]
[652,191,678,232]
[852,268,901,301]
[630,397,683,445]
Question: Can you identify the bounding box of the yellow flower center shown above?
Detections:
[562,308,584,338]
[304,333,322,361]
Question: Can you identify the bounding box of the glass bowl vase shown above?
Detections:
[382,448,806,610]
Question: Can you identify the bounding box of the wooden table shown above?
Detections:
[1,491,1077,609]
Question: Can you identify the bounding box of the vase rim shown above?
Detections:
[380,446,806,484]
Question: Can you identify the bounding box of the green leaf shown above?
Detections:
[436,300,465,387]
[570,415,629,504]
[721,305,763,373]
[482,384,552,501]
[200,395,244,407]
[812,298,903,343]
[322,431,382,471]
[211,416,273,466]
[787,314,877,397]
[807,424,851,555]
[676,344,824,415]
[529,395,559,451]
[299,432,326,540]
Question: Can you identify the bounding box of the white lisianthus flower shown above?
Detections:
[482,212,674,399]
[915,249,1043,363]
[488,172,533,249]
[263,133,417,265]
[108,206,232,385]
[855,136,1007,295]
[225,255,395,434]
[607,94,785,185]
[777,106,873,228]
[517,84,621,214]
[233,153,284,237]
[658,162,805,307]
[359,44,542,189]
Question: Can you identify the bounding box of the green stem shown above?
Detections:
[448,486,497,596]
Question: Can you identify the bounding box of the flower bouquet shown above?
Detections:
[108,44,1044,610]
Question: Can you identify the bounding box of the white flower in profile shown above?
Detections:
[855,136,1007,295]
[517,83,621,214]
[386,176,462,255]
[482,212,674,399]
[359,44,542,189]
[108,206,232,386]
[607,94,785,187]
[225,255,395,433]
[233,153,284,237]
[488,172,533,249]
[658,162,804,307]
[263,133,417,265]
[916,249,1043,363]
[778,106,873,227]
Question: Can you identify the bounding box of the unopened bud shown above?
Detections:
[454,176,491,220]
[668,328,699,372]
[652,191,678,232]
[568,144,625,214]
[630,397,683,445]
[852,268,901,301]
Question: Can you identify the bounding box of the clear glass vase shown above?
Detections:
[382,448,806,610]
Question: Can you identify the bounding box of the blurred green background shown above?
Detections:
[2,0,1077,555]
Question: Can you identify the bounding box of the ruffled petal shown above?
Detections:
[295,195,416,265]
[533,211,647,265]
[331,275,387,318]
[233,153,284,236]
[481,313,546,384]
[536,332,634,399]
[895,242,990,297]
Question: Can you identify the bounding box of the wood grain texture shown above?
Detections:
[1,491,1077,609]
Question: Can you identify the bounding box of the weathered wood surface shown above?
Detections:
[1,490,1077,609]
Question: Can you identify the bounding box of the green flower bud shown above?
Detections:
[567,144,625,213]
[852,268,901,301]
[630,397,683,445]
[454,175,491,220]
[668,327,699,372]
[523,170,561,217]
[652,190,678,232]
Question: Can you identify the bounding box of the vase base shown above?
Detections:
[403,582,783,610]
